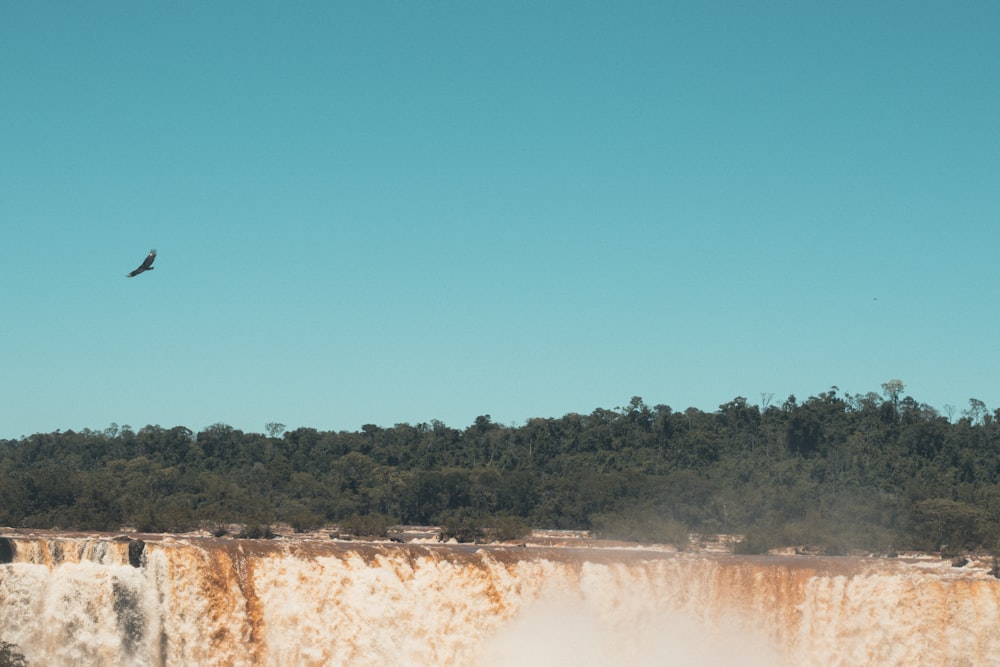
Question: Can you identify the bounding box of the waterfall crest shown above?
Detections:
[1,533,998,666]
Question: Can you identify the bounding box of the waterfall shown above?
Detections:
[1,533,998,666]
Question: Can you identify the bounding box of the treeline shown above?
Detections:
[2,384,1000,554]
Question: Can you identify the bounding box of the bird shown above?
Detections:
[127,249,157,277]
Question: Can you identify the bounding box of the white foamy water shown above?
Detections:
[1,533,999,666]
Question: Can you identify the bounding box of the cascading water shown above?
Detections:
[1,532,999,666]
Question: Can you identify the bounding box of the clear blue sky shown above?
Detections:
[2,2,998,439]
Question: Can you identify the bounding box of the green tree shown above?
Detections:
[910,498,990,552]
[881,379,905,418]
[265,422,286,438]
[963,398,987,425]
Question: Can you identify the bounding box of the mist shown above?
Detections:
[482,595,787,667]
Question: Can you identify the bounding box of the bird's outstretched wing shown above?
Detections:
[127,249,157,277]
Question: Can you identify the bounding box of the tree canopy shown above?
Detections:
[2,386,999,554]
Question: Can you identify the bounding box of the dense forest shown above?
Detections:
[2,382,999,555]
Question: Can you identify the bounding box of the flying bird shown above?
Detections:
[127,249,157,277]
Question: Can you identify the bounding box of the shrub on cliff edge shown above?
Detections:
[0,641,27,667]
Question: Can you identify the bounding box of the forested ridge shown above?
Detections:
[3,383,1000,554]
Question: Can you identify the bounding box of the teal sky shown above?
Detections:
[2,2,998,438]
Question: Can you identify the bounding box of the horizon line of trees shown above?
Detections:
[3,381,1000,555]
